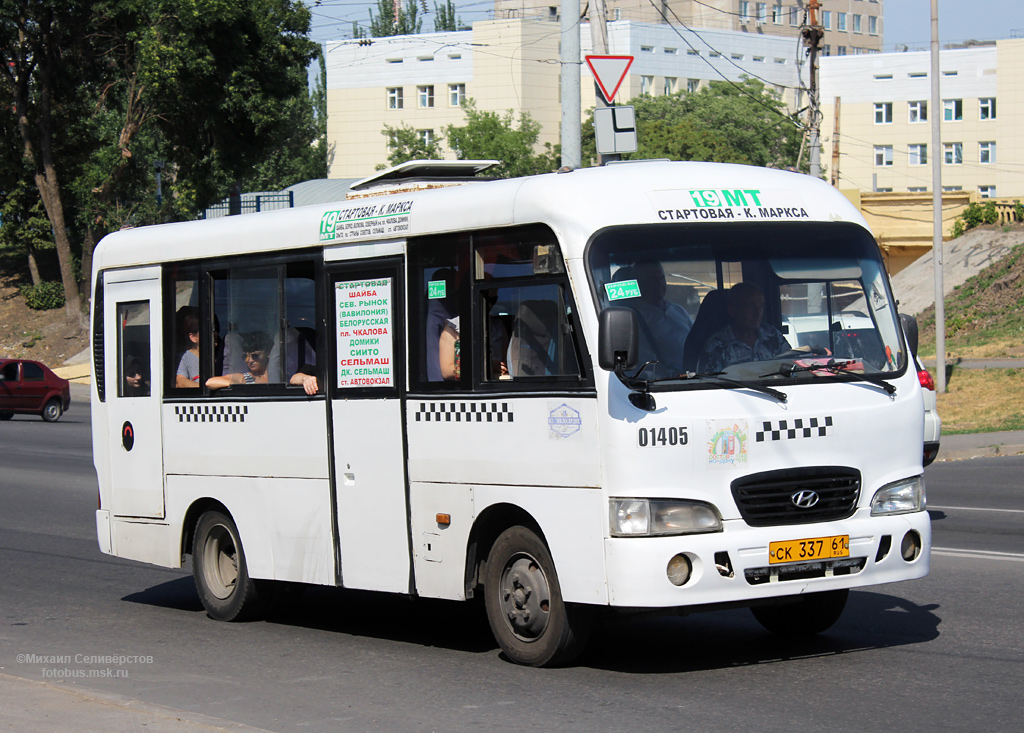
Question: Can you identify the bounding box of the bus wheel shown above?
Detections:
[0,411,13,420]
[192,511,266,622]
[751,589,849,637]
[41,399,62,422]
[483,526,592,667]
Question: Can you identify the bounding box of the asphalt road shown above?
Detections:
[1,389,1022,731]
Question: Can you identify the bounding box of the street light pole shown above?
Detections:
[560,0,581,169]
[930,0,946,392]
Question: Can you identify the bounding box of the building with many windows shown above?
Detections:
[326,17,802,177]
[820,40,1022,199]
[818,39,1023,269]
[492,1,883,56]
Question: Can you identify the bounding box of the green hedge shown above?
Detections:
[20,281,66,310]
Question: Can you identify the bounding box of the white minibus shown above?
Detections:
[92,160,930,666]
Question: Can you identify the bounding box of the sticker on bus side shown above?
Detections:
[706,419,749,468]
[336,278,394,388]
[647,189,809,223]
[320,200,413,242]
[548,402,582,439]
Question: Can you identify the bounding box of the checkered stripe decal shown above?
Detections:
[415,402,513,423]
[756,416,832,442]
[175,405,248,423]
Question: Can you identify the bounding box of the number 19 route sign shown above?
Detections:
[585,55,634,104]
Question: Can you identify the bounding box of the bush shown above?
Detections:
[20,281,66,310]
[952,201,999,238]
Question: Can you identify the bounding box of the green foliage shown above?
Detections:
[444,101,559,178]
[952,200,1001,238]
[380,124,444,168]
[381,101,559,178]
[582,78,803,169]
[433,0,460,32]
[1,0,322,303]
[369,0,422,36]
[20,281,67,311]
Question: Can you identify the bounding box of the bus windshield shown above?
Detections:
[586,221,906,384]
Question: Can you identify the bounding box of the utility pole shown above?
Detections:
[560,0,581,169]
[801,0,824,178]
[830,97,841,186]
[930,0,947,392]
[590,0,620,164]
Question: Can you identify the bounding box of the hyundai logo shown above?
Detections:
[791,490,820,508]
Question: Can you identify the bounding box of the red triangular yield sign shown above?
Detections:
[585,55,634,104]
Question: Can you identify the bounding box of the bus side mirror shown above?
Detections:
[900,313,919,356]
[598,307,639,371]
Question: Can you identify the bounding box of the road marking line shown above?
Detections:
[928,505,1024,515]
[932,547,1024,563]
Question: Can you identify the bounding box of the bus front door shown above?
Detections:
[328,260,411,593]
[104,269,165,518]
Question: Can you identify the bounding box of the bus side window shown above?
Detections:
[166,269,201,390]
[410,233,470,387]
[118,301,151,397]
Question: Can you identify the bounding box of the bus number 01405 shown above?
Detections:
[637,427,688,447]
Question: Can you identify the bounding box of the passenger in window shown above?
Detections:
[631,260,693,372]
[206,331,273,389]
[425,268,462,381]
[124,357,149,397]
[289,367,318,395]
[175,306,201,388]
[699,282,789,373]
[439,316,460,380]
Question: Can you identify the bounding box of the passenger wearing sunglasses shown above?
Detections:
[206,331,273,390]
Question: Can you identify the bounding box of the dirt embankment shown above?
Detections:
[0,277,90,367]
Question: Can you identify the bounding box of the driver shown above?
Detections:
[699,282,788,373]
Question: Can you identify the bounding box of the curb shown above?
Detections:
[937,442,1024,461]
[0,672,269,732]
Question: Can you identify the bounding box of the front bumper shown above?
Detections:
[602,508,930,608]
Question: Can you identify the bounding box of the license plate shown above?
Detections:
[768,535,849,564]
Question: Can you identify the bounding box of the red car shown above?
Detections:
[0,358,72,422]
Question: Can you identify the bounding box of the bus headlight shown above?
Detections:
[870,476,926,516]
[610,499,723,537]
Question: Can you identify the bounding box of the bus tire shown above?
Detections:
[751,589,849,637]
[483,525,592,667]
[0,411,13,420]
[192,510,267,622]
[41,399,63,422]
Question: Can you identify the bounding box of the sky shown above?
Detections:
[307,1,1024,47]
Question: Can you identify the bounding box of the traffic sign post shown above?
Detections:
[594,106,638,155]
[585,55,634,105]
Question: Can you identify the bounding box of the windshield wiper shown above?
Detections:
[666,371,788,404]
[765,359,896,395]
[614,363,787,408]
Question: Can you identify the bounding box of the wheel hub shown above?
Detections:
[500,554,551,641]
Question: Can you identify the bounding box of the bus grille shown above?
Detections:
[730,467,861,527]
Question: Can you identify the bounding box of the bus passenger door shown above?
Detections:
[327,260,411,593]
[104,270,165,518]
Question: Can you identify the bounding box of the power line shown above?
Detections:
[643,0,804,130]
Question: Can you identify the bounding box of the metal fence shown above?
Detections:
[201,191,294,219]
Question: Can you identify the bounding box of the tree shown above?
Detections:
[0,0,320,322]
[583,78,803,170]
[443,101,559,178]
[380,123,443,168]
[1,1,96,325]
[243,50,331,190]
[369,0,422,37]
[433,0,460,32]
